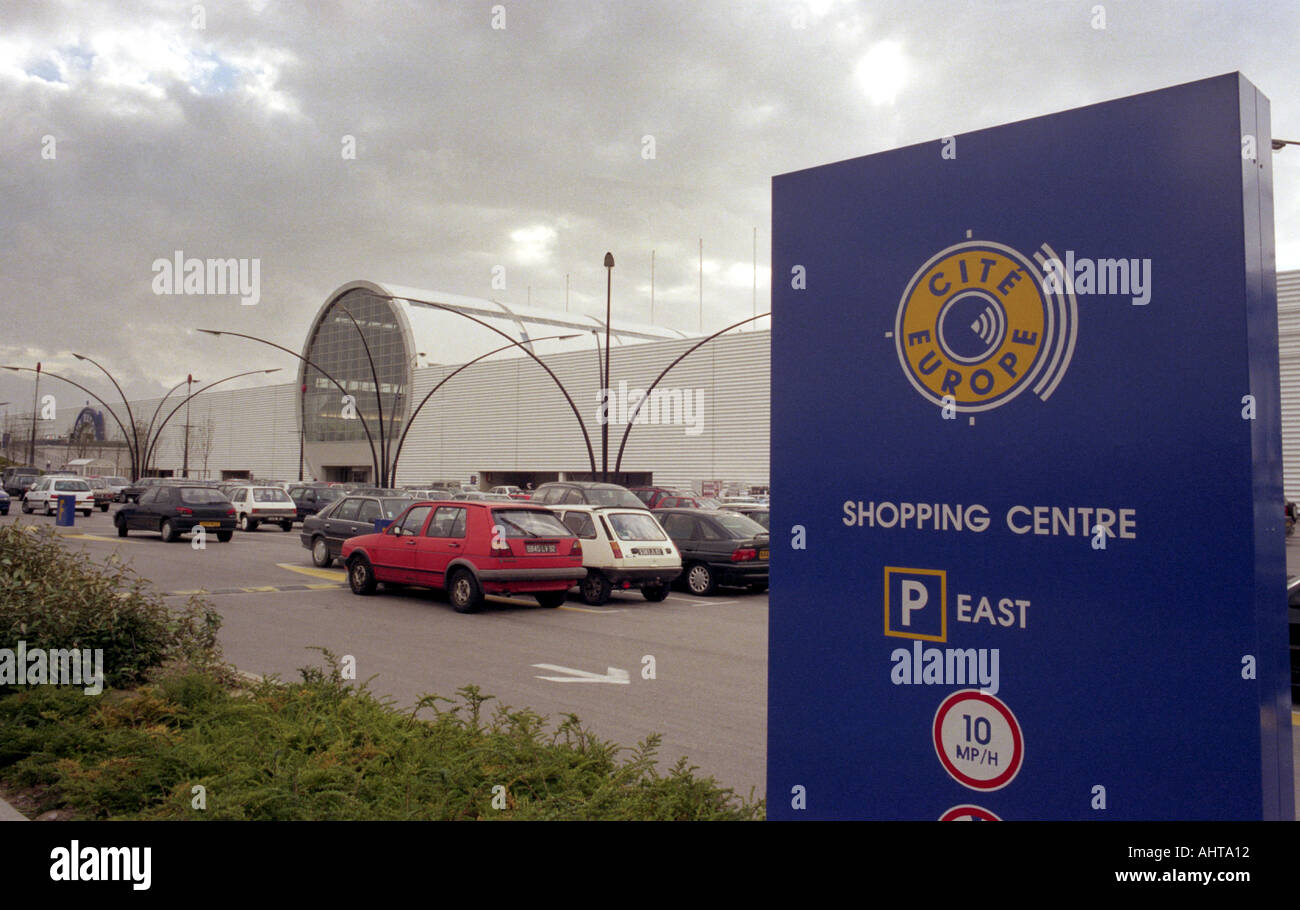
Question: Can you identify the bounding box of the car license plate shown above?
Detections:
[759,549,769,560]
[526,542,557,554]
[200,521,220,528]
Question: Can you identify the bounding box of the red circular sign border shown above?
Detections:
[932,689,1024,791]
[938,804,1002,821]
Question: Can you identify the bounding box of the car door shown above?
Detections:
[414,505,468,588]
[131,488,159,529]
[371,504,433,581]
[323,497,360,556]
[660,513,701,562]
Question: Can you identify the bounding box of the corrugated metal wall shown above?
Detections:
[1279,270,1300,496]
[397,329,770,491]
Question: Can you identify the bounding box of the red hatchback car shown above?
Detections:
[341,501,586,613]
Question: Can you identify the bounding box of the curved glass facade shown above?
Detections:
[302,290,409,444]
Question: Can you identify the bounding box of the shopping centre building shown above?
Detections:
[8,280,772,495]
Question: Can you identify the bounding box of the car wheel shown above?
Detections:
[685,563,718,596]
[160,519,179,543]
[216,530,233,542]
[100,503,109,512]
[747,582,769,594]
[21,500,31,514]
[580,571,612,605]
[46,501,55,516]
[81,510,91,517]
[347,555,377,595]
[311,537,333,568]
[535,590,566,608]
[448,569,484,614]
[116,517,128,537]
[280,521,293,532]
[642,583,670,602]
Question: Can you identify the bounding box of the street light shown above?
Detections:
[388,333,580,480]
[603,251,614,481]
[5,363,139,477]
[182,373,195,477]
[144,369,282,473]
[198,328,386,487]
[27,362,40,466]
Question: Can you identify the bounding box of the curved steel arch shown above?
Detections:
[614,313,769,473]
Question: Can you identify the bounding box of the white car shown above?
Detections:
[22,476,95,516]
[550,505,682,604]
[227,485,297,531]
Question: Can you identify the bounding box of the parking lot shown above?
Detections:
[0,505,769,800]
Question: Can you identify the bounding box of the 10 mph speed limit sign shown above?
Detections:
[933,690,1023,791]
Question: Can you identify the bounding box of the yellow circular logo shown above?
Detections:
[895,241,1054,412]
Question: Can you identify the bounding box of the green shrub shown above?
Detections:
[0,525,223,691]
[0,656,765,821]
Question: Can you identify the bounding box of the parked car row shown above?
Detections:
[300,480,769,612]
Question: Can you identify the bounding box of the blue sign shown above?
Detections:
[769,73,1292,820]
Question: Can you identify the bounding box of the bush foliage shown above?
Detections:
[0,525,223,690]
[0,654,764,820]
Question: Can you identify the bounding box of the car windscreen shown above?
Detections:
[179,488,228,504]
[712,512,769,538]
[586,487,646,508]
[253,488,292,502]
[491,509,572,538]
[608,512,668,541]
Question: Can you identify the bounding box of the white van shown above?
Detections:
[551,505,682,604]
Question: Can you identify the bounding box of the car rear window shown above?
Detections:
[54,480,90,491]
[180,488,227,504]
[712,513,769,538]
[380,498,410,518]
[584,488,645,508]
[253,488,292,502]
[608,512,667,541]
[492,509,572,538]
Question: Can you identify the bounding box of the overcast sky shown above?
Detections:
[2,0,1298,411]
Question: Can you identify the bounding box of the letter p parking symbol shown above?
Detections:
[884,567,946,642]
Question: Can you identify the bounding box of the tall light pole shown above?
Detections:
[603,251,614,481]
[182,373,195,477]
[27,362,40,466]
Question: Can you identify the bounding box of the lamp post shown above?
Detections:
[6,363,139,478]
[182,373,194,478]
[27,362,40,466]
[143,369,282,474]
[603,251,614,481]
[198,328,385,487]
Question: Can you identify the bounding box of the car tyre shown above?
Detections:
[448,569,484,614]
[216,530,233,543]
[116,517,128,537]
[160,519,179,543]
[100,503,109,512]
[280,520,293,532]
[642,583,670,602]
[347,555,377,595]
[311,537,333,568]
[21,499,31,514]
[239,514,257,531]
[579,570,612,605]
[685,563,718,596]
[535,590,566,608]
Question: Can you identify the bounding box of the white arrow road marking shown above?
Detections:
[532,664,630,684]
